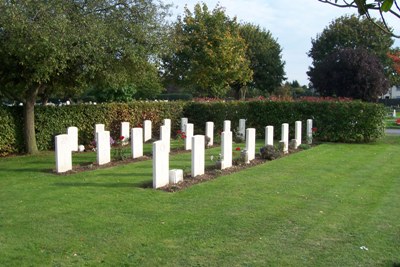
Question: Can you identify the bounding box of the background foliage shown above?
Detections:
[0,100,385,156]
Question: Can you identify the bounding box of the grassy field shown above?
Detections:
[0,137,399,266]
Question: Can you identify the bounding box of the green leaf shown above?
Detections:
[381,0,393,12]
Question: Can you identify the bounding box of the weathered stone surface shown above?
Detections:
[223,120,231,132]
[94,124,105,141]
[131,127,143,159]
[295,121,302,149]
[160,124,170,153]
[191,135,205,177]
[153,140,169,188]
[121,122,130,143]
[238,119,246,140]
[245,128,256,163]
[67,126,78,152]
[144,120,152,142]
[307,119,313,145]
[221,131,232,169]
[265,126,274,146]
[169,169,183,184]
[281,123,289,154]
[181,118,188,133]
[55,134,72,173]
[96,131,111,165]
[205,121,214,147]
[185,123,194,150]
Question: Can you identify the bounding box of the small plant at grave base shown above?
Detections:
[289,139,298,150]
[210,154,222,169]
[260,145,281,160]
[205,136,211,148]
[112,136,128,161]
[233,147,246,165]
[298,144,311,150]
[176,130,186,149]
[396,119,400,125]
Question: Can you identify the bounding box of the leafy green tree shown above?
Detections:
[0,0,170,154]
[308,15,398,85]
[162,3,252,98]
[238,23,285,97]
[308,48,389,101]
[318,0,399,38]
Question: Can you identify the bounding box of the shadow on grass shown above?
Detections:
[53,180,153,189]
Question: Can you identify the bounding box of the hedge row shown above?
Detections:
[0,101,386,156]
[183,101,386,143]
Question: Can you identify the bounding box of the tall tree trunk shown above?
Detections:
[24,87,39,154]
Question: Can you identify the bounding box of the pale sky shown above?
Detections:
[169,0,400,86]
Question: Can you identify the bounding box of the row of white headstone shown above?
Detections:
[55,118,314,189]
[152,118,314,188]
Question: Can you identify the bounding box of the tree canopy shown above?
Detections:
[0,0,170,153]
[162,3,253,98]
[238,23,285,96]
[308,48,389,101]
[318,0,400,38]
[308,15,398,85]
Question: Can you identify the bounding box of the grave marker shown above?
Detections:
[185,123,194,150]
[121,122,130,143]
[238,119,246,140]
[153,141,169,188]
[295,121,302,149]
[55,134,72,173]
[223,120,231,132]
[306,119,313,144]
[245,128,256,163]
[131,127,143,159]
[181,118,188,133]
[67,126,78,152]
[143,120,152,142]
[96,131,111,165]
[191,135,205,177]
[265,126,274,146]
[205,121,214,146]
[281,123,289,154]
[221,131,232,169]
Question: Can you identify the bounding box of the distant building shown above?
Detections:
[381,85,400,99]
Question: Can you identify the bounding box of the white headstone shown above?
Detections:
[131,127,143,159]
[143,120,152,142]
[121,122,130,143]
[245,128,256,163]
[393,109,397,118]
[153,140,169,188]
[306,119,313,145]
[205,121,214,146]
[281,123,289,154]
[295,121,302,149]
[265,126,274,146]
[95,124,105,141]
[191,135,205,177]
[238,119,246,140]
[221,131,232,169]
[163,119,171,153]
[185,123,194,150]
[160,125,170,153]
[67,126,78,152]
[181,118,188,133]
[223,120,231,132]
[55,134,72,173]
[169,169,183,184]
[96,131,111,165]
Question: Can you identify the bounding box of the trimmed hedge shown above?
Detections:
[0,100,386,156]
[183,101,386,143]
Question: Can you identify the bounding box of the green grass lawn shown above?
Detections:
[0,137,399,266]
